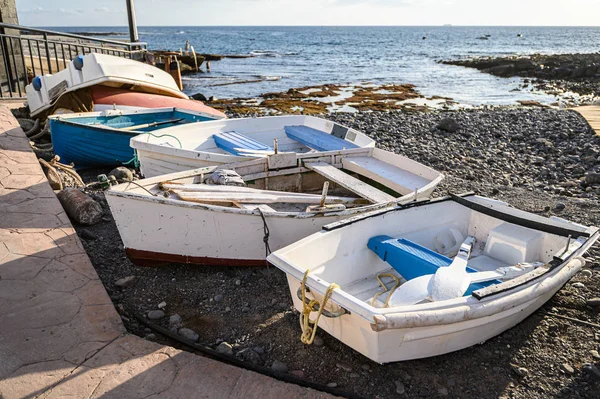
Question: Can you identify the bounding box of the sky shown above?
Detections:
[15,0,600,27]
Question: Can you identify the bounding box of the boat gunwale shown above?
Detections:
[130,115,377,157]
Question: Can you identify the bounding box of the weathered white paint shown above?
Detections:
[106,147,443,265]
[130,115,376,177]
[267,196,598,363]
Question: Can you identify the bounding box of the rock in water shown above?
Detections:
[191,92,208,101]
[437,118,460,133]
[108,167,134,182]
[57,188,103,225]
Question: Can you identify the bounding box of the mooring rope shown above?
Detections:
[299,269,340,345]
[257,208,271,256]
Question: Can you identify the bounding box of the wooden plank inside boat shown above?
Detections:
[342,157,429,196]
[305,162,396,203]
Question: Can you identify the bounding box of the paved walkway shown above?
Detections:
[0,105,333,399]
[572,105,600,136]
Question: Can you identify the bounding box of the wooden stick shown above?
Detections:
[546,312,600,329]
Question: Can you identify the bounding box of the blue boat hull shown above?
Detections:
[50,110,216,169]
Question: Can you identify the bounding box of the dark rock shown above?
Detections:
[271,360,288,373]
[147,310,165,320]
[290,370,305,378]
[115,276,137,288]
[191,92,208,101]
[79,229,97,240]
[437,118,460,133]
[108,167,134,182]
[216,342,234,356]
[585,173,600,185]
[169,314,182,328]
[178,328,199,342]
[236,347,262,364]
[582,364,600,380]
[587,298,600,307]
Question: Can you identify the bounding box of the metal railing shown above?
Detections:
[0,23,147,99]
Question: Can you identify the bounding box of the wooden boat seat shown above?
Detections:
[213,131,272,156]
[342,157,430,196]
[305,162,395,203]
[367,236,492,294]
[285,125,359,152]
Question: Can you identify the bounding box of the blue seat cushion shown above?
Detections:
[368,235,495,295]
[285,125,359,152]
[213,131,272,156]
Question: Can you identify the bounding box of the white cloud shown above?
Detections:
[94,6,111,12]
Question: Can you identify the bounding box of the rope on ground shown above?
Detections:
[28,122,49,141]
[371,273,401,308]
[546,312,600,329]
[299,269,340,345]
[257,208,271,256]
[23,118,41,137]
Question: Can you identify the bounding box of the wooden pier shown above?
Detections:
[572,105,600,136]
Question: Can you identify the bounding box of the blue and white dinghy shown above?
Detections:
[49,107,221,169]
[267,194,598,363]
[130,115,375,177]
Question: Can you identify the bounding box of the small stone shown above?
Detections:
[178,328,199,342]
[437,118,460,133]
[225,307,231,312]
[590,349,600,359]
[168,314,182,328]
[586,298,600,307]
[438,387,448,396]
[235,279,241,286]
[513,365,529,377]
[108,166,134,182]
[214,294,224,302]
[290,370,305,378]
[395,380,405,394]
[144,334,156,340]
[241,306,250,313]
[253,346,265,355]
[143,327,151,333]
[147,310,165,320]
[361,364,371,371]
[157,301,167,309]
[555,203,566,210]
[115,276,137,288]
[326,382,338,388]
[336,362,352,372]
[313,336,324,346]
[349,372,360,378]
[116,303,126,315]
[216,342,234,356]
[271,360,288,373]
[561,363,575,375]
[79,229,97,240]
[582,363,600,380]
[571,282,585,289]
[580,269,593,278]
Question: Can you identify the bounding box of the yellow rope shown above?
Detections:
[371,273,400,308]
[299,270,340,345]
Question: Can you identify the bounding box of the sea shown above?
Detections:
[49,26,600,105]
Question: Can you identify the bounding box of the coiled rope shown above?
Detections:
[299,270,339,345]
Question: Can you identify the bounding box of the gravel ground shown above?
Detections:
[75,108,600,399]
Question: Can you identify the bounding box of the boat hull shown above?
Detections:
[107,192,391,267]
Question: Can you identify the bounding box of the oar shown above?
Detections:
[389,236,475,306]
[119,118,184,131]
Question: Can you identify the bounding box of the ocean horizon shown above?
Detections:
[48,25,600,104]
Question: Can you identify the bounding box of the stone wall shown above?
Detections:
[0,0,21,94]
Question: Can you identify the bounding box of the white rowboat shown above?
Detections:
[130,115,376,178]
[267,194,598,363]
[106,147,443,266]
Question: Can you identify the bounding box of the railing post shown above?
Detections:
[126,0,139,44]
[43,32,52,74]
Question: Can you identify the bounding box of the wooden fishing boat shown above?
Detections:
[267,194,599,363]
[26,53,216,118]
[89,86,226,119]
[49,107,222,169]
[129,115,376,178]
[105,147,443,266]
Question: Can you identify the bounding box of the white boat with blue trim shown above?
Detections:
[267,194,599,363]
[130,115,376,178]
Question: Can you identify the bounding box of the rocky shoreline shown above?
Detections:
[72,107,600,399]
[442,53,600,104]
